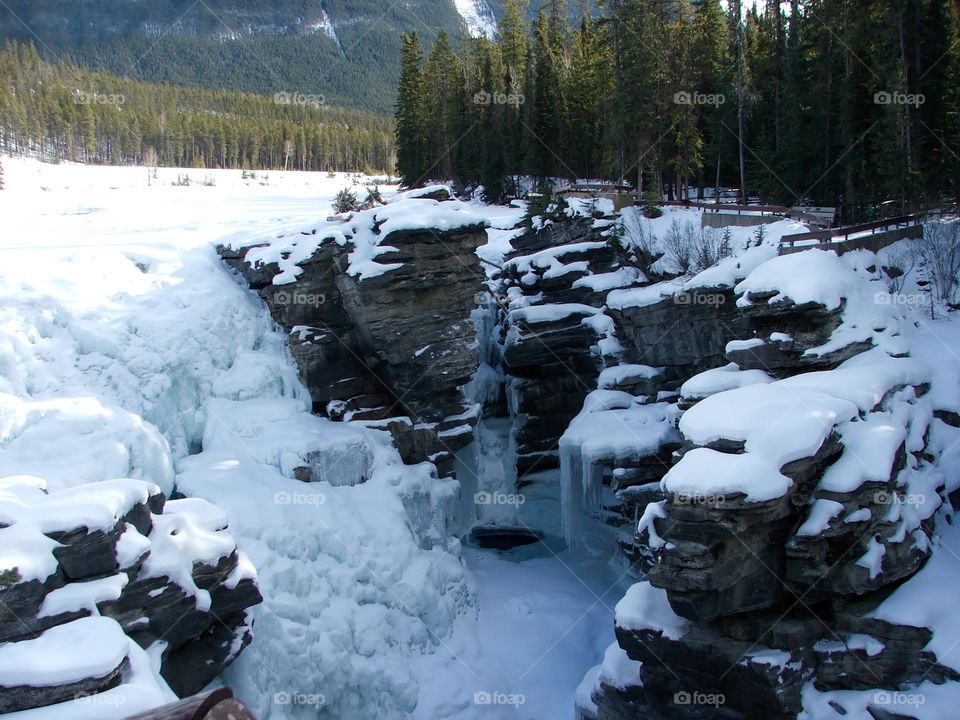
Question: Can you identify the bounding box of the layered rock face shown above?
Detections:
[0,476,261,713]
[220,191,488,478]
[489,215,630,476]
[569,248,960,719]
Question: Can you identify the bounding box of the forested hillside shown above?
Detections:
[0,43,395,172]
[0,0,467,114]
[396,0,960,222]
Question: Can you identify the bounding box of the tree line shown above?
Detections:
[395,0,960,222]
[0,42,395,172]
[0,0,467,115]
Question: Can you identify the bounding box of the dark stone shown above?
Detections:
[159,611,253,698]
[0,657,128,713]
[48,525,121,581]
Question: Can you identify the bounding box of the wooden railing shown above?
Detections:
[780,213,923,250]
[659,200,835,228]
[660,200,789,215]
[125,689,256,720]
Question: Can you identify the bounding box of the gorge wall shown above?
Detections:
[220,191,960,720]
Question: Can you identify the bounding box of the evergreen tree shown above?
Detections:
[424,31,458,181]
[395,33,428,187]
[385,0,958,213]
[531,11,562,180]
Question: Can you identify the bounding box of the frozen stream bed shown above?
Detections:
[412,467,628,719]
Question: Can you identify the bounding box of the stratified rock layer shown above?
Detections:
[0,478,262,711]
[220,204,488,477]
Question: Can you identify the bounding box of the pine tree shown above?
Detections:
[498,0,529,91]
[531,11,562,180]
[424,31,458,181]
[477,42,507,201]
[395,32,428,187]
[692,0,730,201]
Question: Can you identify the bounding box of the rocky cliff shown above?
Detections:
[0,476,262,713]
[220,188,488,480]
[218,192,960,720]
[573,247,960,720]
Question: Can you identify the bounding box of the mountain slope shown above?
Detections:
[0,0,471,113]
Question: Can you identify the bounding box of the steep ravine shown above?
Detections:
[223,192,960,720]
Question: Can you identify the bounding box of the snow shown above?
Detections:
[607,279,685,311]
[685,242,779,290]
[614,581,688,640]
[0,522,61,583]
[0,478,158,534]
[115,525,151,569]
[680,362,773,401]
[454,0,497,38]
[679,382,859,467]
[795,499,844,536]
[868,521,960,672]
[410,531,622,720]
[5,158,956,720]
[234,189,491,283]
[0,396,175,495]
[636,500,668,549]
[38,574,128,619]
[560,394,679,543]
[0,616,128,687]
[603,209,806,308]
[509,303,602,325]
[574,664,601,719]
[0,160,500,718]
[597,364,663,390]
[597,642,641,689]
[735,249,861,311]
[5,638,175,719]
[573,267,646,292]
[142,498,242,611]
[742,648,793,668]
[855,536,886,579]
[0,476,161,584]
[780,351,928,413]
[662,447,793,503]
[725,337,766,353]
[818,412,907,493]
[345,198,489,281]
